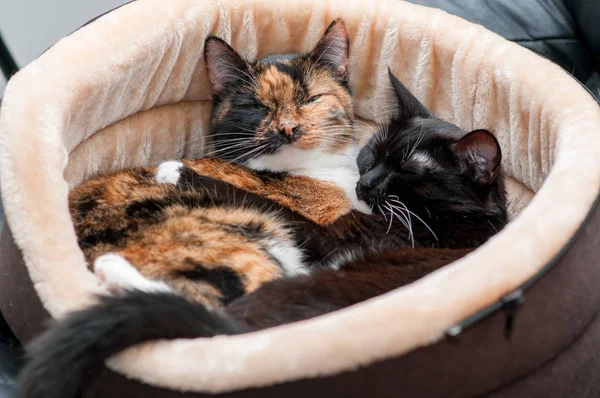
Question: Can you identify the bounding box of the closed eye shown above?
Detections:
[241,101,269,111]
[303,94,323,105]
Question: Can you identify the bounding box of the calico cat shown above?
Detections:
[18,69,508,398]
[70,19,367,308]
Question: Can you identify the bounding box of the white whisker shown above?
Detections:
[388,202,414,247]
[203,142,255,156]
[227,144,268,165]
[377,203,388,223]
[230,126,264,134]
[388,198,438,241]
[383,203,395,234]
[219,73,259,91]
[406,127,425,160]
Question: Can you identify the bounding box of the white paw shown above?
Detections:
[155,161,184,185]
[94,253,173,294]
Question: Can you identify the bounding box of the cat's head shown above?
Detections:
[356,69,506,220]
[204,19,355,169]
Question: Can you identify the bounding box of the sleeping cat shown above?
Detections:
[71,19,368,308]
[18,69,508,398]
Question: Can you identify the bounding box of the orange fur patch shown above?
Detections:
[69,159,352,307]
[182,158,352,224]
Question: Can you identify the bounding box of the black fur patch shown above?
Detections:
[237,220,267,236]
[78,227,122,248]
[124,191,225,219]
[125,198,165,218]
[254,169,287,181]
[273,62,307,91]
[137,168,154,180]
[18,291,246,398]
[179,260,245,305]
[75,198,98,214]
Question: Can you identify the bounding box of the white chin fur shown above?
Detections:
[246,145,371,213]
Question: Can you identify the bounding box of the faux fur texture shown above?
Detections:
[0,0,599,393]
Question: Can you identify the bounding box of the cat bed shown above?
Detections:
[1,0,600,396]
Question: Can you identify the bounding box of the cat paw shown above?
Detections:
[93,253,172,295]
[155,161,184,185]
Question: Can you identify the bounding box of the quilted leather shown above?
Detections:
[409,0,600,98]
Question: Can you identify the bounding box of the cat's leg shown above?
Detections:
[156,160,240,193]
[155,160,185,185]
[155,160,217,188]
[93,253,173,294]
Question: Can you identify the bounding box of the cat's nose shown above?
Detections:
[356,167,388,197]
[356,179,377,196]
[358,172,381,191]
[356,180,376,201]
[278,121,298,138]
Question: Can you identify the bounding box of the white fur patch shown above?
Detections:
[411,151,437,169]
[326,249,360,271]
[155,160,184,185]
[94,253,173,294]
[267,240,308,277]
[247,145,371,214]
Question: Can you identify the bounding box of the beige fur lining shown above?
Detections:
[1,0,599,393]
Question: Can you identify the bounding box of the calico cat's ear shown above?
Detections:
[309,19,350,81]
[451,129,502,185]
[204,37,251,97]
[388,68,431,119]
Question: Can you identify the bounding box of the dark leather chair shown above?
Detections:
[0,0,598,396]
[409,0,600,98]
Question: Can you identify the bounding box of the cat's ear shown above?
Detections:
[451,129,502,185]
[388,68,431,119]
[309,19,350,81]
[204,36,251,97]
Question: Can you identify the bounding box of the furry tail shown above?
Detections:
[17,291,247,398]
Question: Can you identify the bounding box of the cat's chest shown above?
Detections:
[263,175,352,225]
[247,146,371,215]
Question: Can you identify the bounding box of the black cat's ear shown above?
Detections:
[451,129,502,185]
[309,19,350,81]
[204,36,251,97]
[388,68,431,119]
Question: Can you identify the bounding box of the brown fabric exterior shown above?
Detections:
[0,226,49,343]
[488,303,600,398]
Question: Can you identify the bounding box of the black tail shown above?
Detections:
[17,290,247,398]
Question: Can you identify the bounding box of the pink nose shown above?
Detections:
[279,121,298,137]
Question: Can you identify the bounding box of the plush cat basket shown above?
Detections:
[1,0,600,396]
